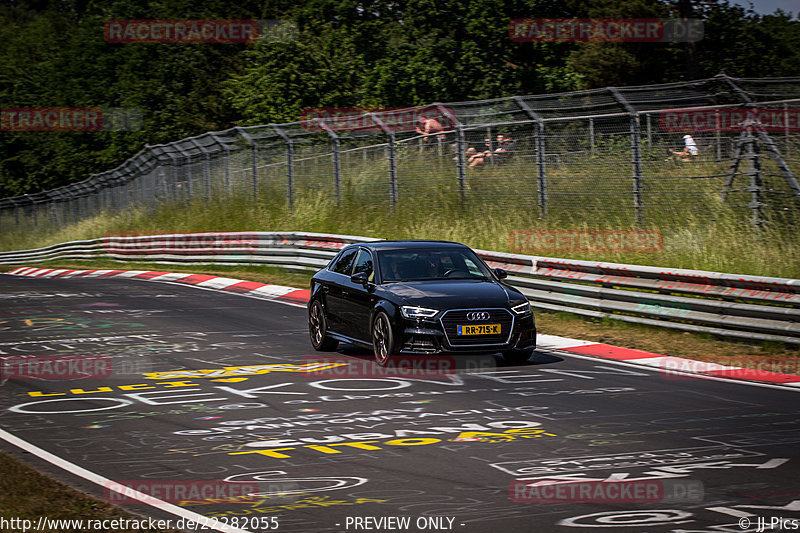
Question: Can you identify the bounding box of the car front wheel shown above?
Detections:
[308,300,338,351]
[372,311,395,366]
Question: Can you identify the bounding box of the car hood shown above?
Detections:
[386,280,520,309]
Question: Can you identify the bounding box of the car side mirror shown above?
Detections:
[495,268,508,279]
[351,271,370,285]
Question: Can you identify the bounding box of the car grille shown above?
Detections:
[440,308,514,347]
[402,335,437,353]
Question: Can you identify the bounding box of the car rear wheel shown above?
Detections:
[502,349,532,365]
[372,311,394,366]
[309,300,338,351]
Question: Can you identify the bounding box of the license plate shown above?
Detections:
[457,324,501,335]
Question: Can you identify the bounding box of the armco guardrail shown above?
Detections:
[1,231,798,345]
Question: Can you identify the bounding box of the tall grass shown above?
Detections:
[2,142,798,279]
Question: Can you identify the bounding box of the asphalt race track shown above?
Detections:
[1,273,799,533]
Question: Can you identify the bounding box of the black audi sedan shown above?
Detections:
[307,240,536,365]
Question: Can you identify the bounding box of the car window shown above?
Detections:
[463,257,484,277]
[330,248,357,275]
[379,248,490,281]
[352,249,374,282]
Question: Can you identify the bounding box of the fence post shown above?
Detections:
[455,124,467,202]
[183,155,193,201]
[97,177,105,214]
[225,148,231,195]
[271,125,294,210]
[743,121,764,227]
[535,120,548,218]
[68,191,75,225]
[786,103,792,158]
[234,127,258,200]
[630,113,645,228]
[133,159,147,211]
[315,119,342,206]
[82,188,89,222]
[173,151,192,202]
[125,181,133,219]
[370,114,398,205]
[513,96,547,217]
[252,143,259,200]
[753,120,800,205]
[189,139,211,203]
[49,195,58,229]
[204,152,211,201]
[608,88,644,227]
[207,133,230,197]
[156,168,165,206]
[715,109,722,162]
[166,153,180,203]
[435,104,465,203]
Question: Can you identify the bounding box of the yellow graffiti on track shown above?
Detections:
[142,363,350,380]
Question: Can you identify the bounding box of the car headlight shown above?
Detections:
[401,306,440,319]
[511,301,532,315]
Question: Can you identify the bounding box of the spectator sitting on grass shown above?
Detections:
[667,134,699,161]
[466,134,514,168]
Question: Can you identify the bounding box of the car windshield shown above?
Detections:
[378,248,492,282]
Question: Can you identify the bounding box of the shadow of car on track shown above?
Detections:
[302,343,564,375]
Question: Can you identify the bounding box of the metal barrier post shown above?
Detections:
[271,125,295,210]
[189,139,211,203]
[436,103,465,203]
[513,97,547,217]
[315,118,342,206]
[235,127,258,200]
[631,113,644,227]
[743,121,764,227]
[455,124,466,202]
[370,114,398,205]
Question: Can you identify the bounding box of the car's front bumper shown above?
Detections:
[396,312,536,354]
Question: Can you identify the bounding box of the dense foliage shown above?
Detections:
[1,0,798,197]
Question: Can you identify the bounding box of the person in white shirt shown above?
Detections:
[667,134,699,161]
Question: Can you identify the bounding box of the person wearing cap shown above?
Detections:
[667,134,699,161]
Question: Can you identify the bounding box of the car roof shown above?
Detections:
[344,240,471,251]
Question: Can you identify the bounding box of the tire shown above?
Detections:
[371,311,395,366]
[502,349,532,365]
[308,299,338,351]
